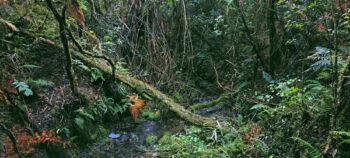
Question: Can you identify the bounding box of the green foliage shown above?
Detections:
[330,131,350,137]
[90,68,105,82]
[76,108,95,121]
[74,117,85,130]
[73,105,112,142]
[292,137,321,158]
[307,47,345,72]
[77,0,88,11]
[12,80,33,96]
[141,111,160,120]
[19,64,41,69]
[156,133,216,158]
[251,77,332,156]
[74,60,105,82]
[93,96,129,121]
[156,124,269,157]
[145,134,158,145]
[27,79,54,89]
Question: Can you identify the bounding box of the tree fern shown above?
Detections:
[307,46,345,72]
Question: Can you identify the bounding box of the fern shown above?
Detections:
[115,83,128,97]
[90,68,105,82]
[75,108,95,120]
[330,131,350,137]
[28,79,54,88]
[307,46,345,72]
[12,80,33,96]
[115,60,130,75]
[292,137,321,158]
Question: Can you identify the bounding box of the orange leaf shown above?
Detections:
[130,105,139,121]
[129,94,145,121]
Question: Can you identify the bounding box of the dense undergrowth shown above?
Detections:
[1,0,350,157]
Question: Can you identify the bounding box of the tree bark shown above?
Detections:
[268,0,279,76]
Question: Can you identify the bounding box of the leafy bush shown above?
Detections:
[156,124,269,157]
[251,78,332,156]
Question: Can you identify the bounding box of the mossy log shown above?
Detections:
[73,52,221,128]
[190,93,230,111]
[0,18,227,128]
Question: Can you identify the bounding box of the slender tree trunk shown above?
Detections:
[268,0,279,76]
[234,0,269,75]
[87,0,97,26]
[45,0,77,95]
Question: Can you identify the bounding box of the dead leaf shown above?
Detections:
[129,94,145,121]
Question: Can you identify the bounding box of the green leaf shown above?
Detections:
[76,108,95,120]
[74,117,85,129]
[330,131,350,137]
[12,80,33,96]
[78,64,91,72]
[90,68,105,82]
[263,71,275,83]
[250,104,271,110]
[28,79,54,87]
[23,89,33,96]
[20,64,41,69]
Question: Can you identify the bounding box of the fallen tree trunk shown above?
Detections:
[74,52,220,127]
[190,93,230,111]
[0,18,226,129]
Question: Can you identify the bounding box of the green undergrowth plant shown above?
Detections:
[12,80,33,96]
[250,76,332,156]
[70,96,130,142]
[156,123,270,157]
[330,130,350,154]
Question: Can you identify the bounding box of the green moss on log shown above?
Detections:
[190,93,230,111]
[72,52,223,128]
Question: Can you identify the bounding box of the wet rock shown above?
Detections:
[135,121,160,144]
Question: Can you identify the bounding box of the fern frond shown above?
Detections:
[307,46,345,72]
[292,137,321,158]
[330,130,350,137]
